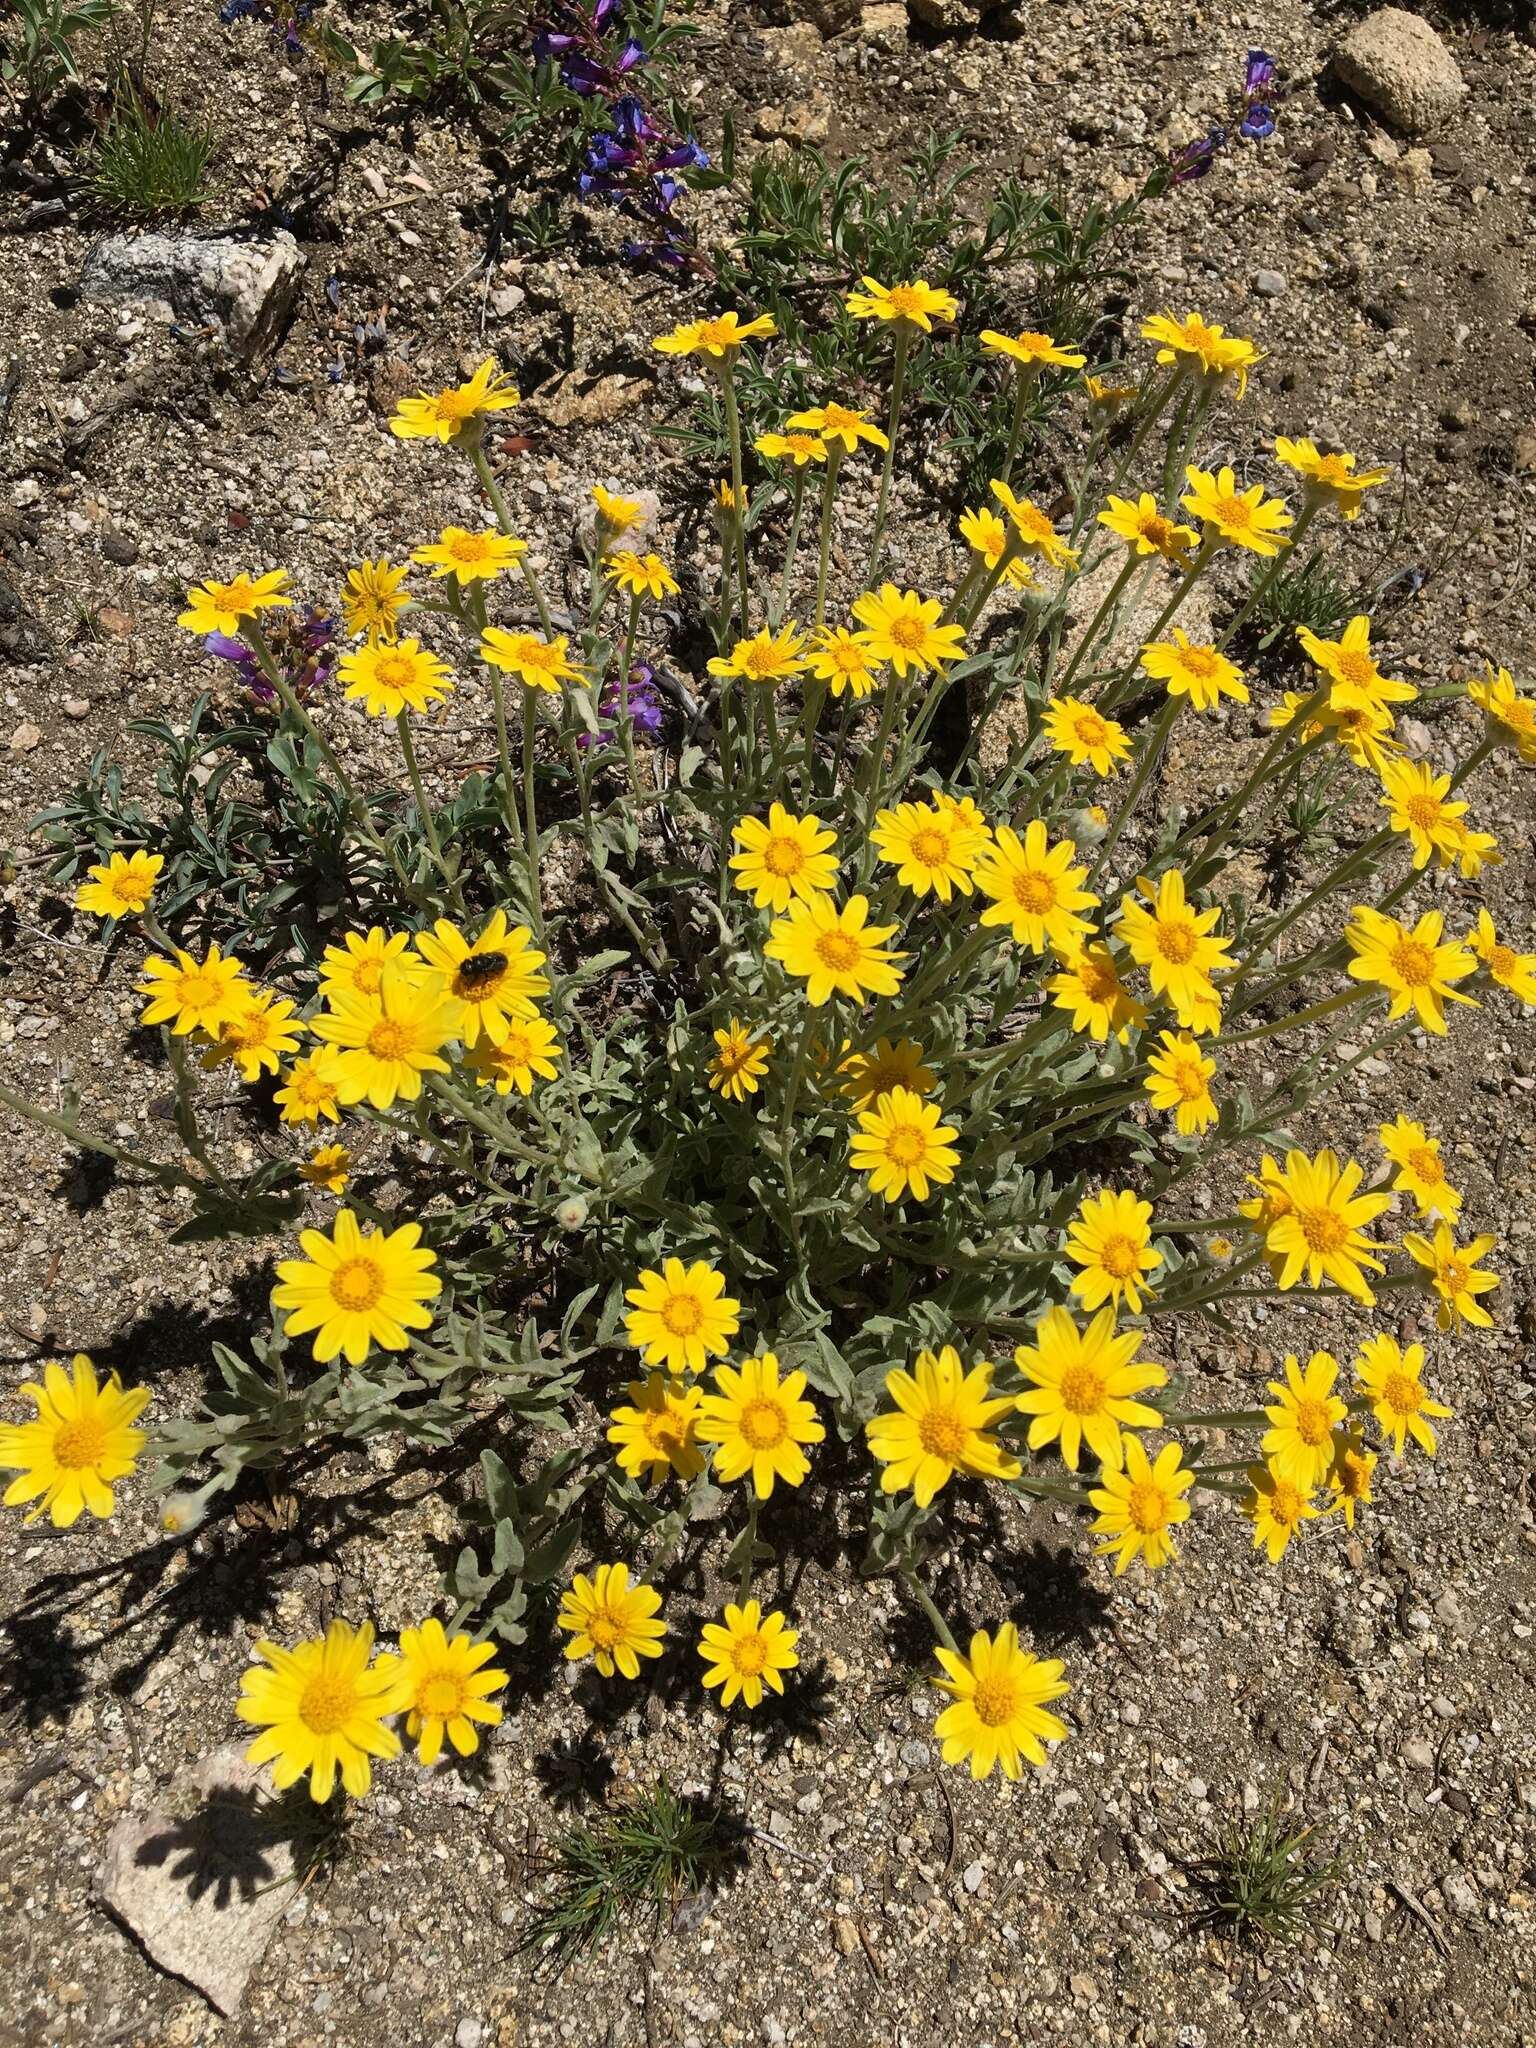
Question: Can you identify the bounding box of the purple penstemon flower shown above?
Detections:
[578,663,665,751]
[205,607,335,705]
[1169,126,1226,184]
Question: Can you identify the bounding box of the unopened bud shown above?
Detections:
[553,1194,589,1232]
[159,1490,208,1539]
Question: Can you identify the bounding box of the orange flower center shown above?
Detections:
[887,614,928,651]
[366,1018,413,1061]
[1297,1205,1348,1255]
[742,644,781,679]
[375,653,417,692]
[418,1669,467,1718]
[1439,1258,1469,1294]
[1127,1480,1167,1534]
[814,930,862,972]
[917,1407,970,1462]
[299,1674,359,1735]
[496,1029,535,1068]
[696,317,737,349]
[1211,495,1252,530]
[1057,1365,1107,1416]
[175,972,220,1012]
[1078,957,1121,1004]
[1177,646,1222,681]
[351,958,385,994]
[1011,870,1057,915]
[432,387,478,424]
[1072,710,1110,747]
[1173,1061,1206,1101]
[883,1122,929,1167]
[1389,939,1436,988]
[884,286,924,319]
[1334,648,1376,689]
[448,532,491,563]
[738,1398,788,1451]
[823,404,858,431]
[660,1292,704,1336]
[1097,1233,1142,1279]
[910,826,951,867]
[52,1416,108,1470]
[972,1673,1021,1728]
[1267,1480,1304,1528]
[1381,1371,1422,1417]
[330,1256,386,1312]
[731,1631,769,1676]
[1488,944,1516,977]
[1402,793,1445,835]
[1293,1396,1332,1446]
[586,1609,621,1649]
[761,835,805,877]
[1406,1145,1443,1186]
[1155,919,1198,965]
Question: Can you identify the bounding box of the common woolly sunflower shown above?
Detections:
[850,585,966,677]
[697,1353,824,1500]
[765,894,905,1006]
[0,1354,147,1528]
[1142,1029,1218,1133]
[74,850,163,920]
[1354,1335,1452,1457]
[1042,696,1132,776]
[414,910,549,1042]
[557,1563,667,1679]
[339,638,453,719]
[1402,1222,1500,1331]
[845,276,957,330]
[1261,1352,1348,1492]
[624,1259,741,1375]
[864,1346,1020,1507]
[411,528,526,584]
[1089,1438,1194,1573]
[931,1625,1069,1781]
[1180,464,1292,556]
[1013,1307,1166,1473]
[1244,1460,1320,1563]
[729,804,839,912]
[1065,1188,1163,1317]
[177,569,291,637]
[697,1601,799,1710]
[870,797,989,901]
[389,357,520,442]
[1344,905,1477,1035]
[237,1619,402,1802]
[376,1620,508,1766]
[848,1086,960,1204]
[974,821,1099,956]
[273,1209,441,1365]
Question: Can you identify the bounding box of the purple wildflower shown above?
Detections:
[578,663,664,751]
[1169,126,1226,184]
[205,607,335,705]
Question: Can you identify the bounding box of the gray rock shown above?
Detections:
[907,0,998,29]
[1253,269,1287,297]
[81,230,305,356]
[1331,10,1467,136]
[1441,1870,1479,1918]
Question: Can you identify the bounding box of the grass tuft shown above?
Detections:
[85,82,213,220]
[1187,1798,1340,1948]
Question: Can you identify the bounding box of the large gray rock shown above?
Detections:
[81,229,304,355]
[1331,9,1467,135]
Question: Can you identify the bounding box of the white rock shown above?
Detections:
[1331,10,1467,136]
[81,230,306,356]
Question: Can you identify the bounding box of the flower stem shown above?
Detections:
[771,467,810,630]
[866,324,911,585]
[812,450,841,629]
[521,686,546,946]
[901,1567,957,1656]
[1088,692,1180,887]
[394,712,456,903]
[719,365,752,639]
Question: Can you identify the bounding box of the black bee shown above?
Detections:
[456,950,508,993]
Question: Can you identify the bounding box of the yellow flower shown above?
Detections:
[1140,311,1262,397]
[1296,615,1415,719]
[300,1142,350,1195]
[807,625,881,699]
[410,528,526,583]
[707,625,807,686]
[1089,1437,1194,1573]
[1378,757,1467,870]
[1013,1305,1165,1473]
[697,1352,824,1499]
[592,483,647,547]
[850,584,966,678]
[1377,1114,1461,1222]
[848,1085,960,1205]
[1344,904,1478,1036]
[1403,1221,1500,1331]
[318,927,422,1003]
[177,568,291,636]
[464,1015,562,1095]
[1084,375,1137,410]
[1048,943,1147,1044]
[201,989,305,1083]
[989,481,1081,570]
[0,1354,147,1528]
[1443,817,1500,881]
[870,797,989,902]
[1098,492,1198,562]
[275,1046,346,1126]
[845,276,957,331]
[980,327,1086,370]
[311,963,461,1109]
[754,429,827,467]
[785,400,888,453]
[342,557,413,642]
[1467,662,1536,762]
[389,358,520,442]
[479,628,583,693]
[1140,628,1249,712]
[931,1624,1069,1780]
[1273,436,1390,519]
[1471,908,1536,1005]
[607,550,679,600]
[957,505,1033,588]
[1270,687,1402,777]
[707,1018,772,1102]
[339,638,453,718]
[1142,1029,1218,1134]
[653,311,777,360]
[1355,1334,1451,1456]
[75,849,164,919]
[1261,1147,1392,1306]
[1066,1187,1162,1316]
[1261,1352,1348,1491]
[558,1562,667,1678]
[273,1208,441,1365]
[698,1600,799,1710]
[375,1620,508,1766]
[765,893,905,1005]
[1326,1428,1377,1528]
[414,910,549,1042]
[624,1258,741,1375]
[137,942,250,1038]
[1115,870,1231,1033]
[607,1374,705,1486]
[237,1619,402,1802]
[974,821,1099,956]
[836,1036,935,1110]
[1180,464,1292,556]
[1042,695,1132,775]
[865,1346,1020,1507]
[729,802,838,912]
[1243,1460,1320,1563]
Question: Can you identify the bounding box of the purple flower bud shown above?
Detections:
[1244,49,1276,95]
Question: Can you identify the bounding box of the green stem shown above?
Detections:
[998,370,1033,486]
[394,712,455,901]
[901,1567,958,1656]
[522,686,546,946]
[1212,984,1369,1048]
[719,364,752,639]
[812,450,840,630]
[737,1495,760,1603]
[1216,500,1318,652]
[0,1077,198,1191]
[771,467,810,630]
[1055,552,1139,697]
[866,324,911,585]
[1088,693,1180,887]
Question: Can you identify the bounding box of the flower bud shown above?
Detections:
[159,1491,208,1539]
[553,1194,589,1232]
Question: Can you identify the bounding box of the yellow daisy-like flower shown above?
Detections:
[865,1345,1020,1507]
[870,797,989,902]
[414,910,549,1042]
[1048,942,1147,1045]
[1296,615,1415,719]
[624,1258,741,1375]
[339,638,453,719]
[411,528,527,584]
[957,505,1033,588]
[375,1620,507,1766]
[1443,817,1500,881]
[479,628,584,693]
[1084,375,1138,411]
[311,964,461,1110]
[807,625,881,699]
[785,400,888,453]
[848,1085,960,1205]
[607,1374,705,1487]
[342,557,413,643]
[1115,870,1232,1034]
[1261,1147,1392,1306]
[931,1624,1069,1781]
[707,1018,772,1102]
[557,1562,667,1679]
[697,1352,824,1500]
[989,481,1081,570]
[318,927,421,1003]
[1403,1221,1500,1331]
[273,1208,441,1365]
[1140,311,1262,397]
[845,276,957,331]
[201,988,305,1084]
[1272,436,1390,520]
[607,550,679,600]
[1066,1187,1162,1317]
[237,1619,402,1802]
[707,625,808,686]
[1467,662,1536,763]
[1180,464,1292,556]
[729,803,838,912]
[698,1600,799,1710]
[137,942,250,1038]
[463,1015,561,1096]
[592,483,647,548]
[300,1142,350,1195]
[980,327,1086,371]
[0,1354,147,1528]
[836,1035,935,1110]
[1378,1114,1461,1222]
[1013,1305,1166,1473]
[1042,695,1132,776]
[1142,1029,1218,1134]
[1089,1437,1194,1573]
[653,311,777,360]
[765,893,905,1006]
[1098,492,1198,562]
[1344,904,1478,1036]
[1270,688,1402,777]
[1471,908,1536,1005]
[1378,758,1468,870]
[1140,629,1249,712]
[75,849,164,920]
[850,584,966,678]
[1326,1428,1377,1528]
[389,358,520,442]
[974,820,1099,956]
[1355,1333,1452,1457]
[275,1045,346,1127]
[754,429,827,467]
[177,568,291,637]
[1261,1352,1348,1492]
[1243,1460,1320,1564]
